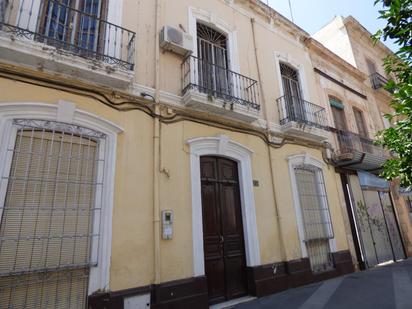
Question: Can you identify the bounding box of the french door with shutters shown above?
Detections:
[0,119,104,308]
[200,156,247,304]
[197,23,231,99]
[39,0,107,53]
[353,108,372,153]
[280,63,305,122]
[331,104,351,152]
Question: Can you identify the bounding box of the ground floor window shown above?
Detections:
[294,165,334,272]
[0,119,105,308]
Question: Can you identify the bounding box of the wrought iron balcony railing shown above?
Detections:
[332,129,389,158]
[276,95,328,128]
[0,0,135,70]
[370,72,390,91]
[182,55,261,111]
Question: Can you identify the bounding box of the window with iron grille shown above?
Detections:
[38,0,108,53]
[279,63,306,122]
[0,119,105,308]
[280,63,301,99]
[294,165,334,273]
[196,22,229,97]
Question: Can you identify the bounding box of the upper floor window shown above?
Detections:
[1,0,135,70]
[366,58,377,75]
[280,63,305,121]
[196,23,229,98]
[39,0,108,53]
[329,96,347,131]
[353,107,368,138]
[182,16,260,114]
[280,63,302,99]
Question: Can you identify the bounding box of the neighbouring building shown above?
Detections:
[0,1,408,308]
[312,15,412,269]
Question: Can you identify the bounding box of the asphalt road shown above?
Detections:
[235,259,412,309]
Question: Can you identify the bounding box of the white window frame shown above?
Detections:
[188,7,240,94]
[274,52,309,122]
[0,101,122,295]
[287,153,337,258]
[274,52,309,100]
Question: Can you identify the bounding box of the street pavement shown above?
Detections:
[234,259,412,309]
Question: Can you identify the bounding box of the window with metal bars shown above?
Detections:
[0,119,105,309]
[294,165,334,273]
[280,63,305,122]
[39,0,108,52]
[280,63,301,98]
[196,22,230,97]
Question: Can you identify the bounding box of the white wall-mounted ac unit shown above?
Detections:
[160,26,193,56]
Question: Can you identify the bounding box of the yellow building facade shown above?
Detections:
[0,1,408,308]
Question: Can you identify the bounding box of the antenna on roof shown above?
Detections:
[288,0,295,23]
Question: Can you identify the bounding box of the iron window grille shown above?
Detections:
[0,119,105,308]
[294,164,334,272]
[277,63,327,128]
[181,22,260,111]
[0,0,135,70]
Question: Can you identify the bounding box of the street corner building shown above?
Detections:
[0,1,411,308]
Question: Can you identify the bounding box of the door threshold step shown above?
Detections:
[209,296,256,309]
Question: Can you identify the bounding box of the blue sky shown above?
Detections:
[266,0,397,52]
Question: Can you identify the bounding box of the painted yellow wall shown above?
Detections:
[0,76,351,290]
[122,0,322,125]
[0,77,155,290]
[0,0,357,294]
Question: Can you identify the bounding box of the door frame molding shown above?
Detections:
[187,135,260,277]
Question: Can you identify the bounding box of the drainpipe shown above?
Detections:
[153,0,162,284]
[251,18,287,261]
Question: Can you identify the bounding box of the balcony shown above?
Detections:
[181,55,261,122]
[276,95,328,141]
[332,129,390,174]
[0,0,135,88]
[370,72,392,93]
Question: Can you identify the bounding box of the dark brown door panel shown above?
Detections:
[200,156,247,304]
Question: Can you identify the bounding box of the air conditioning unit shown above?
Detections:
[160,26,193,56]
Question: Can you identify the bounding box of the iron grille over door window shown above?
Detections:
[294,165,334,272]
[0,119,105,308]
[280,63,305,122]
[197,23,230,98]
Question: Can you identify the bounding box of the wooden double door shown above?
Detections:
[200,156,248,304]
